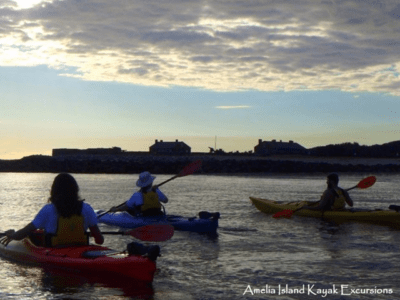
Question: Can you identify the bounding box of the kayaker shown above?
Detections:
[1,173,104,247]
[109,171,168,217]
[301,173,353,211]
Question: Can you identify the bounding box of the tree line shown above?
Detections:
[309,141,400,158]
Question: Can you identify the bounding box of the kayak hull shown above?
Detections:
[0,238,156,282]
[250,197,400,228]
[97,211,219,234]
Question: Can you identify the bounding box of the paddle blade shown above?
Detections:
[357,176,376,189]
[272,209,294,218]
[126,224,174,242]
[178,160,202,177]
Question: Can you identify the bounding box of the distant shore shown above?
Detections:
[248,155,400,166]
[1,154,400,174]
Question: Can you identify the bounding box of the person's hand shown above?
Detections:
[152,185,158,191]
[5,229,15,236]
[0,229,15,246]
[0,236,13,246]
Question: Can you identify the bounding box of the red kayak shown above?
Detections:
[0,237,157,282]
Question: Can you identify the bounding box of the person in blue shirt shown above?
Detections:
[109,171,168,216]
[1,173,104,247]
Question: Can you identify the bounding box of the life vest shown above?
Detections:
[330,188,346,210]
[47,214,88,247]
[141,191,161,212]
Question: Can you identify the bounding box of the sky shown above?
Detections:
[1,0,399,159]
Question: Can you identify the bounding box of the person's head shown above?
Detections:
[49,173,82,217]
[327,173,339,188]
[136,171,156,191]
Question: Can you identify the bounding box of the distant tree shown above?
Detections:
[215,149,226,155]
[309,140,400,158]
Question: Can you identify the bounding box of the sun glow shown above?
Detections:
[13,0,50,9]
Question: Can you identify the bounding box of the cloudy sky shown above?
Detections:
[1,0,399,159]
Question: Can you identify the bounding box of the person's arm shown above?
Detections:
[302,190,333,211]
[8,222,36,240]
[1,222,37,246]
[343,189,353,207]
[89,225,104,245]
[110,192,144,212]
[153,186,168,203]
[84,203,104,244]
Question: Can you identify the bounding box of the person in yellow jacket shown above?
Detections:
[302,173,353,211]
[1,173,104,247]
[110,171,168,217]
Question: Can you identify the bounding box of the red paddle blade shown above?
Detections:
[126,224,174,242]
[178,160,202,177]
[357,176,376,189]
[273,209,294,218]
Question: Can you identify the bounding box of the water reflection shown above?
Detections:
[41,268,154,299]
[0,261,154,299]
[316,220,350,259]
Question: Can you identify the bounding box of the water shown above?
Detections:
[1,172,400,299]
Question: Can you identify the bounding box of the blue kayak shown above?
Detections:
[97,211,220,234]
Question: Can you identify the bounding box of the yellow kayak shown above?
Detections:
[249,197,400,229]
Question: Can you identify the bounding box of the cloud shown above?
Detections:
[0,0,400,94]
[215,106,251,109]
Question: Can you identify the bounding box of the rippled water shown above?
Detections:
[1,172,400,299]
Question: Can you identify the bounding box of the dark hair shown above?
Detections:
[327,173,339,185]
[49,173,83,218]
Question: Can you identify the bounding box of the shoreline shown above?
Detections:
[1,154,400,174]
[240,155,400,166]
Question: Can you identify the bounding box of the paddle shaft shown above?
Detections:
[99,224,174,242]
[0,232,135,238]
[156,160,201,188]
[0,225,174,242]
[345,186,359,192]
[156,175,179,188]
[0,231,141,238]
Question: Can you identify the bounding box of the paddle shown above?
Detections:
[100,224,174,242]
[0,225,174,242]
[98,160,202,219]
[156,159,202,188]
[272,176,377,219]
[345,175,376,191]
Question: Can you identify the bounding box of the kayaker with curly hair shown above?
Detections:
[1,173,104,247]
[302,173,353,211]
[109,171,169,217]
